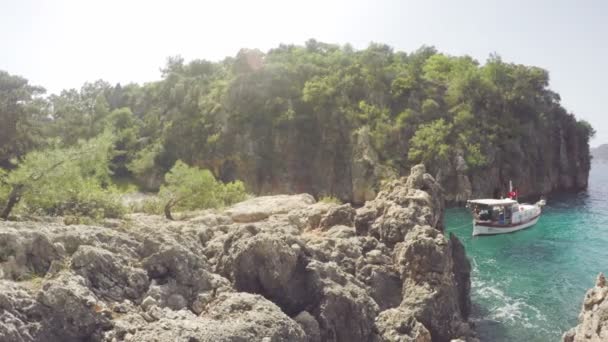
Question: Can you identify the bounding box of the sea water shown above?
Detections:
[446,162,608,341]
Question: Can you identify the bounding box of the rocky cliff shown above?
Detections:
[214,119,591,206]
[0,165,476,342]
[563,273,608,342]
[436,115,592,203]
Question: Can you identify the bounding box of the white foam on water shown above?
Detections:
[470,261,550,334]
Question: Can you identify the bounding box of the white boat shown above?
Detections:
[466,198,545,236]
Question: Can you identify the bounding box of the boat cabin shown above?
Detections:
[467,198,519,225]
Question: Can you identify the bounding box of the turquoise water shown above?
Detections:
[446,163,608,341]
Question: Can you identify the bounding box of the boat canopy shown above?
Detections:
[467,198,517,206]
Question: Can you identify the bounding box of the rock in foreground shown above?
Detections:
[563,273,608,342]
[0,164,475,342]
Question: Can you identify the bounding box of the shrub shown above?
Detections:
[26,183,125,219]
[0,132,126,220]
[159,160,248,219]
[131,197,164,215]
[221,180,248,205]
[319,195,342,204]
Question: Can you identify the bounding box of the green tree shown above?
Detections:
[576,120,596,142]
[408,119,453,166]
[0,71,47,167]
[1,41,594,202]
[159,161,246,220]
[0,132,121,220]
[105,107,141,176]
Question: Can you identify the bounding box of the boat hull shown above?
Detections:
[472,216,540,236]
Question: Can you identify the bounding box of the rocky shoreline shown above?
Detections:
[563,273,608,342]
[0,165,476,342]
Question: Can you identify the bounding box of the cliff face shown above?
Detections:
[436,115,591,203]
[0,165,476,342]
[10,43,589,205]
[223,125,398,205]
[218,115,590,205]
[563,273,608,342]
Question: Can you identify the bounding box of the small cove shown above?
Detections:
[446,162,608,341]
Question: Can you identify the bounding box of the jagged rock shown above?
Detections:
[0,229,63,280]
[325,225,357,239]
[225,194,315,222]
[354,165,445,248]
[121,293,307,342]
[450,233,472,319]
[143,245,231,310]
[394,225,472,341]
[0,281,45,342]
[303,232,365,276]
[217,231,306,313]
[354,205,380,236]
[0,164,474,342]
[288,202,335,231]
[319,204,356,230]
[357,263,402,311]
[305,260,379,342]
[563,273,608,342]
[71,245,149,302]
[140,296,157,311]
[37,272,113,341]
[294,311,321,342]
[351,126,398,205]
[143,245,208,286]
[375,307,432,342]
[202,293,307,341]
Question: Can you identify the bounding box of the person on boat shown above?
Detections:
[479,208,491,221]
[473,206,481,220]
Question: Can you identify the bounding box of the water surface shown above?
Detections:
[446,163,608,341]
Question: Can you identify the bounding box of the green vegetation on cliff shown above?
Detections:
[0,40,595,206]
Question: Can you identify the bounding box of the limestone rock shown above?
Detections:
[319,204,356,230]
[225,194,315,222]
[357,263,402,311]
[218,231,305,312]
[294,311,321,342]
[71,245,149,302]
[376,308,432,342]
[37,273,113,341]
[563,273,608,342]
[202,292,307,341]
[288,202,335,231]
[0,281,45,342]
[143,245,230,310]
[395,226,471,341]
[355,164,445,248]
[351,126,397,205]
[0,164,475,342]
[0,229,63,280]
[305,260,379,342]
[123,293,307,342]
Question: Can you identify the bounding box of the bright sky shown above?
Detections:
[1,0,606,145]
